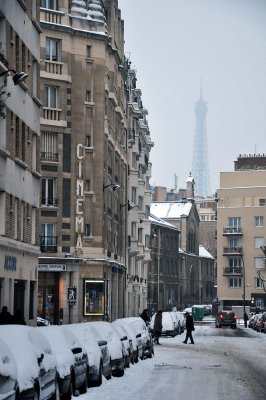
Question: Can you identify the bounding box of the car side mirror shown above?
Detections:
[136,333,141,338]
[72,347,82,354]
[120,336,127,341]
[37,353,44,365]
[98,340,107,346]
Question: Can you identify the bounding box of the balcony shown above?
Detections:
[223,266,243,276]
[223,247,243,256]
[45,60,63,75]
[41,197,58,207]
[223,227,243,236]
[40,236,57,253]
[43,107,62,121]
[41,152,59,162]
[40,7,64,24]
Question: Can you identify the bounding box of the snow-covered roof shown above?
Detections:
[149,213,180,231]
[199,245,214,259]
[151,202,192,219]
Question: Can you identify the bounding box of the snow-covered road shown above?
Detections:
[82,324,266,400]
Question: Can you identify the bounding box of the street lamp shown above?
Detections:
[0,69,28,85]
[103,183,120,191]
[120,201,135,211]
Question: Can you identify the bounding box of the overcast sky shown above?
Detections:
[121,0,266,194]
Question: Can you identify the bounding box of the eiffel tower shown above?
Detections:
[192,85,211,197]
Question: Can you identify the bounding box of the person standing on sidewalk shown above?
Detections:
[153,310,163,345]
[244,311,249,328]
[182,311,195,344]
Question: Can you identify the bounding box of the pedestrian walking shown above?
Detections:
[153,310,163,345]
[183,311,195,344]
[0,306,14,325]
[244,311,249,328]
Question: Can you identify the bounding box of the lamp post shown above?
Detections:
[0,69,28,85]
[157,229,161,310]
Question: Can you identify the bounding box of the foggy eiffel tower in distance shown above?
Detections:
[192,82,211,197]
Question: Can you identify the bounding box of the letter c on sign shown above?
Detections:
[77,144,84,160]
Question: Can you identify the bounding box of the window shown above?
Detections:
[45,38,60,61]
[256,278,263,288]
[85,180,91,191]
[86,90,91,102]
[131,222,137,239]
[254,237,264,249]
[31,208,36,245]
[131,187,137,204]
[85,224,91,236]
[259,198,266,206]
[229,278,242,288]
[86,45,92,58]
[228,217,241,228]
[44,86,58,108]
[229,237,240,249]
[40,223,56,252]
[255,257,265,269]
[41,178,56,206]
[229,257,242,267]
[32,60,37,97]
[41,132,58,160]
[85,135,91,147]
[255,216,264,227]
[41,0,56,9]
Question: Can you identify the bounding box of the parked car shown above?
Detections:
[169,312,182,335]
[0,325,58,400]
[150,312,177,337]
[253,313,263,331]
[88,322,126,377]
[111,322,133,367]
[62,323,112,386]
[215,311,237,329]
[248,314,256,329]
[116,317,154,358]
[113,320,140,363]
[0,337,17,400]
[37,325,87,398]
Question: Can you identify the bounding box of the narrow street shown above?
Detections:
[86,324,266,400]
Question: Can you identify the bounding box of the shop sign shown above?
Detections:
[76,144,84,252]
[67,286,77,305]
[38,264,67,272]
[4,255,17,271]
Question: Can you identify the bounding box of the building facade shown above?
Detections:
[38,0,153,323]
[0,0,41,325]
[125,67,153,316]
[39,0,129,323]
[217,155,266,314]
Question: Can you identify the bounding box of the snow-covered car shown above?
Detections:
[37,325,87,398]
[169,311,182,334]
[113,320,140,363]
[86,322,126,377]
[62,323,112,386]
[111,322,133,367]
[248,314,256,329]
[116,317,154,358]
[0,337,17,400]
[0,325,58,400]
[253,313,263,331]
[150,312,177,337]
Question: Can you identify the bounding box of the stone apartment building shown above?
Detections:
[38,0,153,323]
[0,0,41,324]
[217,155,266,315]
[126,67,153,316]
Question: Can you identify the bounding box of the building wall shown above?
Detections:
[217,169,266,314]
[0,0,41,325]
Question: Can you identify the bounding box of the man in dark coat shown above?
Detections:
[0,306,14,324]
[183,311,195,344]
[153,310,163,345]
[244,311,249,328]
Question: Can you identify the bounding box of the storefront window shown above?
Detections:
[38,272,59,324]
[84,280,106,316]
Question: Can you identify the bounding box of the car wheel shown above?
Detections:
[78,379,87,395]
[106,359,112,380]
[93,362,103,387]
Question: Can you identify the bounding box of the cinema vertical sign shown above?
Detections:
[76,144,84,252]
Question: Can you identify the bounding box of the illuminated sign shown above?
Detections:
[76,144,84,251]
